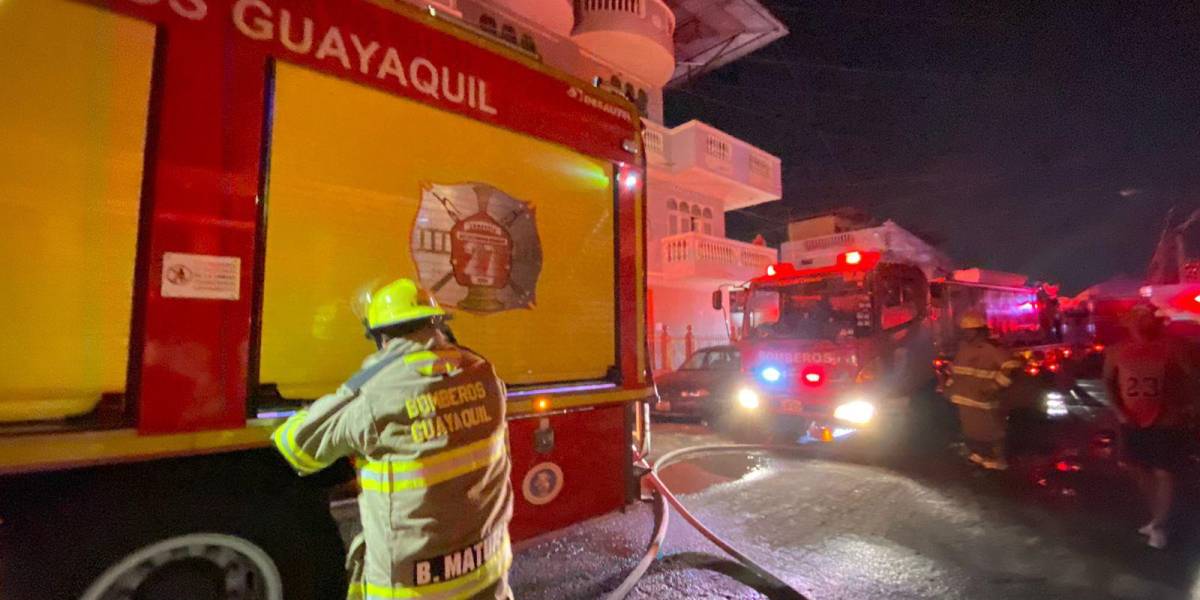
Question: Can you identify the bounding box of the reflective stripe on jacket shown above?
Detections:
[945,340,1015,410]
[273,336,513,599]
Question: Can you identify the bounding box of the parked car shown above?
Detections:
[652,345,741,422]
[1008,378,1122,471]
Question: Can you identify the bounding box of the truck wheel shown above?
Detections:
[1,455,348,600]
[82,490,345,600]
[80,533,283,600]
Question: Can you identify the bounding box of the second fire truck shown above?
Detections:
[714,219,1063,441]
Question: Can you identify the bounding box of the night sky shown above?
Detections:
[664,1,1200,293]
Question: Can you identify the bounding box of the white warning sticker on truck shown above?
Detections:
[161,252,240,300]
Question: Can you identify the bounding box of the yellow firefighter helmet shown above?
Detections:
[364,278,445,331]
[958,310,989,330]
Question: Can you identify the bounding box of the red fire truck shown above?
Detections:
[714,223,1061,441]
[0,1,650,598]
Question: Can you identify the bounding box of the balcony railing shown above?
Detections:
[642,120,668,163]
[661,232,777,281]
[571,0,676,86]
[575,0,675,34]
[643,119,782,210]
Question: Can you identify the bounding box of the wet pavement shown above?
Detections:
[333,421,1200,599]
[505,422,1200,600]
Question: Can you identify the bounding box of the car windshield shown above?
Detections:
[745,275,869,341]
[678,349,740,370]
[706,350,740,370]
[679,352,708,370]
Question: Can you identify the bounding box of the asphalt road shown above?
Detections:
[506,422,1200,600]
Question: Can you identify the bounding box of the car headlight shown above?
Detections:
[833,399,875,425]
[680,389,710,398]
[737,387,760,410]
[1044,391,1068,417]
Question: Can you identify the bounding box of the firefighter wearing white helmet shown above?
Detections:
[272,278,513,599]
[944,310,1022,470]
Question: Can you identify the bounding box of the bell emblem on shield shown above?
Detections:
[450,189,513,311]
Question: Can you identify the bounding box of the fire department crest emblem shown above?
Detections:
[411,182,542,314]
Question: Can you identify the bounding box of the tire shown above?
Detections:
[79,533,284,600]
[0,450,348,600]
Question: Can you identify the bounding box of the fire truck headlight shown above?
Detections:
[737,388,761,410]
[834,399,875,425]
[760,366,782,383]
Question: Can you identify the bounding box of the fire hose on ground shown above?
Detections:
[605,442,812,600]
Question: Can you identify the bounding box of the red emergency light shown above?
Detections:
[837,250,880,270]
[1055,460,1081,472]
[1166,288,1200,314]
[765,262,799,277]
[761,251,881,281]
[801,366,825,387]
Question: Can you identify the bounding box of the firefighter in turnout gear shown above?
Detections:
[945,311,1021,470]
[272,278,514,599]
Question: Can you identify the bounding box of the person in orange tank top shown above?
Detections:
[1104,305,1199,549]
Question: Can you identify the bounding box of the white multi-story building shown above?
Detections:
[401,0,787,371]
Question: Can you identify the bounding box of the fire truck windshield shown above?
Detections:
[744,276,869,341]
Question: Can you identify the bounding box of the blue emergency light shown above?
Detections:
[760,366,783,383]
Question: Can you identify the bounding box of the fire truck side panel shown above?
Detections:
[931,281,1044,354]
[259,62,618,396]
[0,0,646,432]
[2,0,644,434]
[506,405,630,542]
[133,4,268,433]
[0,1,154,423]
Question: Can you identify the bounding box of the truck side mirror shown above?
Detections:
[712,290,723,310]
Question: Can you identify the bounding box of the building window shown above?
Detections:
[479,14,497,35]
[519,33,537,54]
[500,24,518,44]
[635,89,649,116]
[669,215,677,234]
[690,205,702,234]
